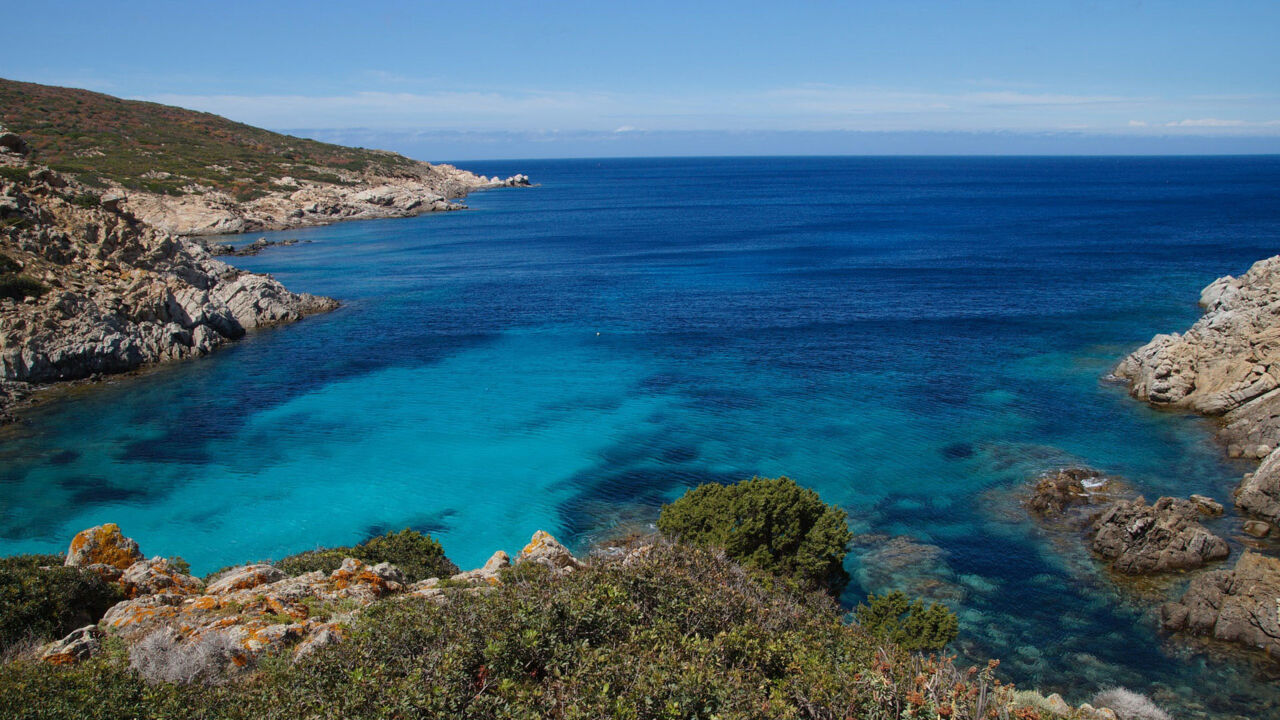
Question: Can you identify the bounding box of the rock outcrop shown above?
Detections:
[122,171,531,237]
[1089,496,1230,574]
[1115,257,1280,523]
[0,154,338,418]
[1027,467,1124,517]
[1161,550,1280,658]
[46,524,582,674]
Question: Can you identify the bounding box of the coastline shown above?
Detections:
[0,131,529,422]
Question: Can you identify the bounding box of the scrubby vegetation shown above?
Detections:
[0,554,123,652]
[0,77,425,197]
[854,590,959,652]
[657,475,854,594]
[273,528,459,582]
[1,541,1019,720]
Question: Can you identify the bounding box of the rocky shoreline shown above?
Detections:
[0,126,528,421]
[121,168,530,237]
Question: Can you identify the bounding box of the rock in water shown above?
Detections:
[1027,467,1117,517]
[1090,496,1230,574]
[1161,550,1280,658]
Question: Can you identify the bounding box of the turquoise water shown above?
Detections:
[3,157,1280,715]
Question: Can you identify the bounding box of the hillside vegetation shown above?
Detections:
[0,78,421,200]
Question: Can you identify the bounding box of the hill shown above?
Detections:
[0,78,527,235]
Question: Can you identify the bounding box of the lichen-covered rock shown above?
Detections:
[1090,496,1230,574]
[206,564,286,594]
[39,625,103,665]
[516,530,581,573]
[1161,550,1280,658]
[119,557,202,598]
[450,551,510,585]
[64,523,143,570]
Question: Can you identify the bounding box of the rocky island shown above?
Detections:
[0,79,529,420]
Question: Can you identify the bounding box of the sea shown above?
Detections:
[3,156,1280,716]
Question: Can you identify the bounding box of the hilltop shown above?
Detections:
[0,78,528,235]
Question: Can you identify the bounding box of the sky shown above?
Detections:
[4,1,1279,159]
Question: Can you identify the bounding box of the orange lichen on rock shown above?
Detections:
[64,523,144,570]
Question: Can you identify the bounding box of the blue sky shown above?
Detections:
[5,1,1279,158]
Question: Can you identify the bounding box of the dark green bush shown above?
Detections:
[0,274,48,301]
[854,590,959,652]
[0,252,20,274]
[0,554,124,651]
[657,476,854,594]
[0,166,30,183]
[275,529,458,582]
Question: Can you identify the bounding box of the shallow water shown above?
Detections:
[4,157,1280,716]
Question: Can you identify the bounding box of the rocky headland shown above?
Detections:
[119,167,530,237]
[0,79,531,420]
[0,140,337,420]
[1111,256,1280,659]
[1115,256,1280,529]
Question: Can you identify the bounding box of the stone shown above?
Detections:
[206,564,287,594]
[516,530,582,573]
[1242,520,1272,538]
[1027,467,1118,517]
[1090,496,1230,574]
[1042,693,1072,716]
[1161,550,1280,658]
[119,557,203,597]
[65,523,143,570]
[450,550,510,585]
[1189,494,1225,515]
[39,625,104,665]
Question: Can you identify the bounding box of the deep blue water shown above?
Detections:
[3,156,1280,716]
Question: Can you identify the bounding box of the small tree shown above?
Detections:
[854,590,958,652]
[657,476,853,594]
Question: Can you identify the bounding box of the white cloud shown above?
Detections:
[129,84,1280,135]
[1164,118,1280,128]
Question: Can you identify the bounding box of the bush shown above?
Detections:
[1092,688,1173,720]
[129,630,240,686]
[275,528,458,582]
[657,476,853,593]
[0,554,124,651]
[0,252,20,274]
[854,590,959,652]
[0,542,1017,720]
[0,274,48,301]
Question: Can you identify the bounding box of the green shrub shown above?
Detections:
[0,543,1013,719]
[0,554,124,651]
[275,529,458,582]
[0,252,20,274]
[67,192,99,208]
[854,590,959,652]
[657,476,853,593]
[0,275,48,301]
[0,166,30,183]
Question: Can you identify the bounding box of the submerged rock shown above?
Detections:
[1090,496,1230,574]
[1161,550,1280,658]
